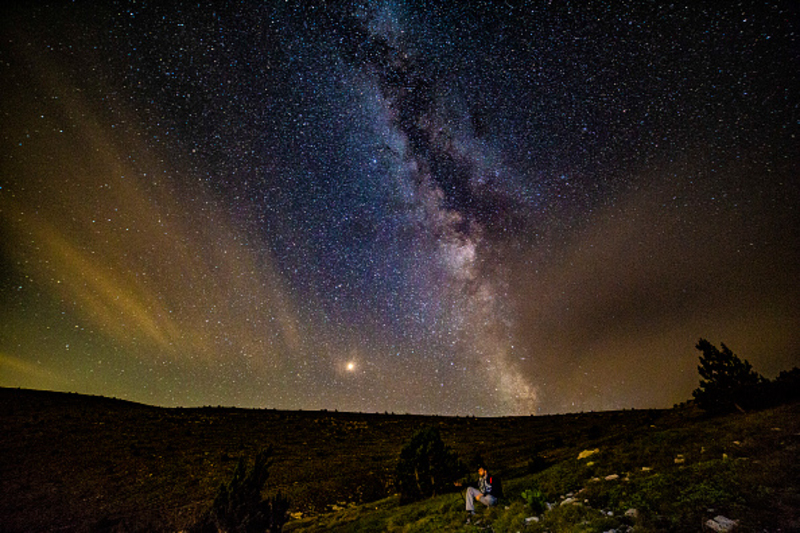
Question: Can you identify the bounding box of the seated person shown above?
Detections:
[461,464,497,514]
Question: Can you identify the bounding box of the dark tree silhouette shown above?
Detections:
[192,446,289,533]
[770,367,800,404]
[692,339,764,413]
[395,426,464,503]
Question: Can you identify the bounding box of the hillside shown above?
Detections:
[1,387,797,532]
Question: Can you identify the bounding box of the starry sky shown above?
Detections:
[1,1,798,416]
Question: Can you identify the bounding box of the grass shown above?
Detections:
[286,402,800,532]
[1,387,798,532]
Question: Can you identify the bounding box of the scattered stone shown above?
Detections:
[605,474,620,481]
[465,515,482,526]
[706,515,739,532]
[641,466,653,472]
[560,497,578,506]
[674,454,685,464]
[733,441,741,446]
[578,448,600,460]
[624,508,639,519]
[525,516,540,523]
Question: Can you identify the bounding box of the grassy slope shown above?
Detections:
[287,402,800,532]
[1,387,797,532]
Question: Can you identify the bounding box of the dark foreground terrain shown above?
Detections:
[1,387,798,532]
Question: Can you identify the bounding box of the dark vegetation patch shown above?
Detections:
[1,387,797,532]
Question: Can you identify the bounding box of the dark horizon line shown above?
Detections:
[1,385,673,419]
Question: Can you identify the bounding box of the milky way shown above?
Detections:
[1,2,798,415]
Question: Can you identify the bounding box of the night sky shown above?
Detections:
[1,1,797,416]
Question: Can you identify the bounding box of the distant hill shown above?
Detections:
[1,387,797,532]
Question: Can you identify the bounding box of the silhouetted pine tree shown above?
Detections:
[395,426,464,503]
[192,446,289,533]
[771,367,800,404]
[693,339,764,413]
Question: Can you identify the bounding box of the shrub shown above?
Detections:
[394,426,464,503]
[191,446,289,533]
[528,454,550,475]
[521,487,547,514]
[770,367,800,404]
[526,446,551,474]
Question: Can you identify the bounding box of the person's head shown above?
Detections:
[477,466,487,477]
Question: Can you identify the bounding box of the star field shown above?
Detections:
[1,1,798,415]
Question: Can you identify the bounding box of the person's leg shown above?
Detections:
[465,487,480,512]
[480,494,497,508]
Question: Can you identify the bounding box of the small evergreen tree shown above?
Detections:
[395,426,464,503]
[768,367,800,405]
[192,446,289,533]
[692,339,764,413]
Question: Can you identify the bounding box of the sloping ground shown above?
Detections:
[1,387,796,532]
[287,401,800,532]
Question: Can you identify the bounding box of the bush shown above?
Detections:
[692,339,764,413]
[770,367,800,404]
[521,488,547,514]
[394,426,464,503]
[191,447,289,533]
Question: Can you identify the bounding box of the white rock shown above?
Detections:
[560,497,577,506]
[624,508,639,519]
[706,515,739,532]
[525,516,540,523]
[605,474,620,481]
